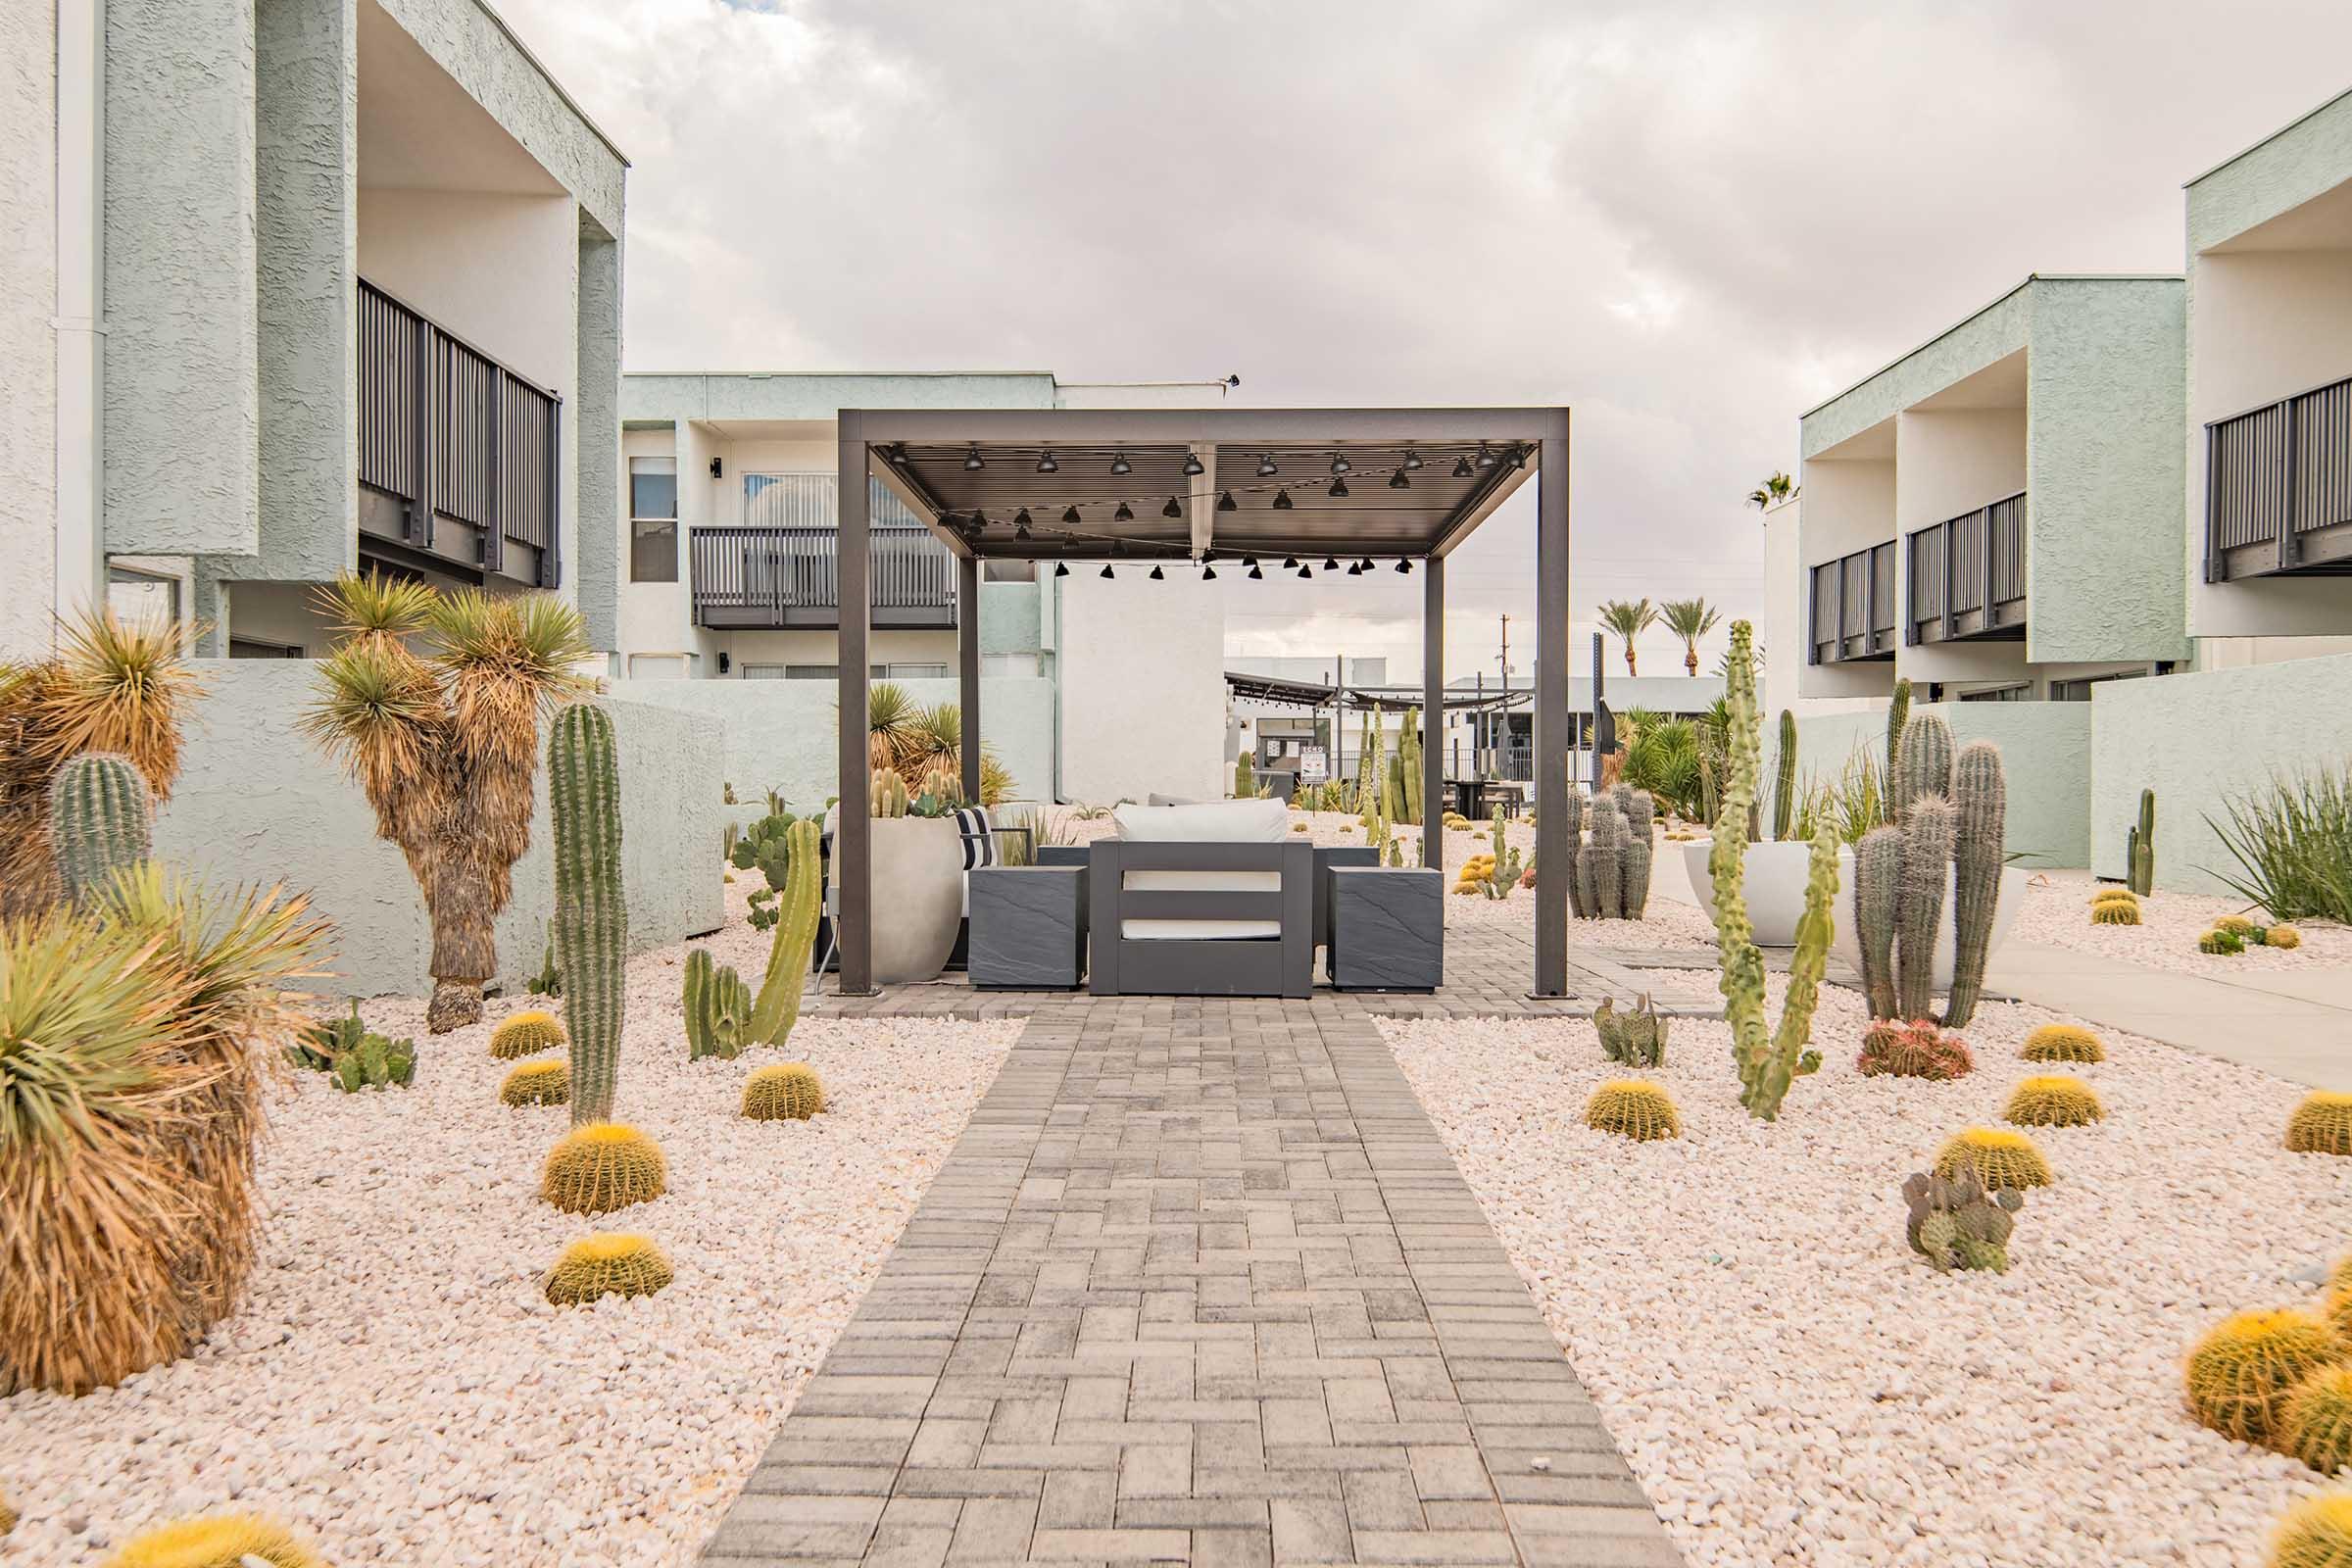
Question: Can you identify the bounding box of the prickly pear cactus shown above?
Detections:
[1901,1166,2021,1273]
[1593,993,1668,1067]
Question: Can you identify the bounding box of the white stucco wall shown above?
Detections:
[1895,403,2030,689]
[1,0,58,661]
[154,662,723,1000]
[1791,453,1897,701]
[1057,572,1226,805]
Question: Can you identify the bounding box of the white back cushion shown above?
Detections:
[1113,798,1289,843]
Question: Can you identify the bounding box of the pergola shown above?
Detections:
[831,406,1575,996]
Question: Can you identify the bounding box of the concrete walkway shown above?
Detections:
[702,999,1680,1567]
[1985,943,2352,1089]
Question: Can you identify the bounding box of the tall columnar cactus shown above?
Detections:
[870,767,908,817]
[683,946,751,1060]
[1886,677,1912,797]
[1571,791,1651,919]
[48,752,153,907]
[1771,710,1797,843]
[550,703,625,1125]
[1706,621,1838,1120]
[1896,796,1953,1021]
[1354,708,1376,811]
[2128,787,2156,896]
[1399,708,1424,827]
[1853,714,2008,1026]
[748,816,821,1048]
[1889,712,1953,825]
[1234,751,1253,799]
[1941,741,2006,1026]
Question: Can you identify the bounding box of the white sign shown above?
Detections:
[1299,746,1328,784]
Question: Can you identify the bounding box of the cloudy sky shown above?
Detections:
[506,0,2352,684]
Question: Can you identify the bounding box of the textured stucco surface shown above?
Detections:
[2091,655,2352,896]
[979,581,1043,655]
[1,0,58,660]
[1800,284,2029,459]
[104,0,261,559]
[575,220,623,650]
[1790,699,2091,868]
[372,0,624,237]
[154,662,724,1000]
[2025,278,2188,665]
[621,372,1060,424]
[608,675,1057,812]
[1058,573,1226,805]
[2187,87,2352,254]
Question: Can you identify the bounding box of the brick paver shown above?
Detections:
[702,998,1682,1566]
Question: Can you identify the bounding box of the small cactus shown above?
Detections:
[2218,914,2264,939]
[490,1009,566,1060]
[2022,1022,2105,1063]
[1934,1127,2053,1190]
[545,1232,673,1306]
[1584,1080,1680,1142]
[2184,1308,2338,1444]
[2200,927,2247,956]
[2269,923,2305,951]
[2326,1284,2352,1348]
[2286,1093,2352,1155]
[743,1062,826,1121]
[500,1059,570,1107]
[2003,1074,2104,1128]
[2272,1494,2352,1568]
[2090,901,2142,926]
[2091,886,2141,906]
[49,752,153,907]
[870,767,909,817]
[2280,1367,2352,1474]
[543,1122,667,1214]
[1901,1165,2022,1273]
[100,1513,321,1568]
[1593,994,1667,1068]
[683,947,753,1060]
[1857,1019,1973,1080]
[330,1031,416,1092]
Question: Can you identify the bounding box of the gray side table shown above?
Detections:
[1326,866,1444,992]
[968,865,1087,989]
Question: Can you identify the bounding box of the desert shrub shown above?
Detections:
[1584,1080,1680,1142]
[2004,1075,2105,1128]
[1933,1127,2053,1190]
[545,1233,672,1306]
[2022,1023,2105,1063]
[2287,1093,2352,1155]
[2184,1308,2338,1444]
[1857,1019,1974,1080]
[2209,766,2352,926]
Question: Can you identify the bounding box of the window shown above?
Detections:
[2052,670,2148,702]
[1958,683,2032,703]
[784,664,838,680]
[626,653,692,679]
[630,458,678,582]
[228,637,304,659]
[872,662,950,679]
[981,653,1040,678]
[106,565,179,628]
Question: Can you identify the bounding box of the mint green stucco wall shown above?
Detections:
[1789,699,2091,867]
[980,581,1043,656]
[2187,87,2352,254]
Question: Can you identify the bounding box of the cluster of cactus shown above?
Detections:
[1452,852,1500,896]
[870,767,910,817]
[100,1512,321,1568]
[2003,1074,2105,1128]
[687,818,823,1060]
[1397,707,1424,827]
[2286,1092,2352,1155]
[917,762,963,807]
[1441,810,1473,832]
[1705,622,1839,1120]
[2090,887,2142,926]
[550,704,626,1126]
[2185,1308,2339,1444]
[2198,912,2301,954]
[1569,787,1654,920]
[1853,713,2006,1028]
[2282,1368,2352,1476]
[1594,993,1667,1067]
[545,1233,672,1306]
[542,1122,667,1214]
[1856,1018,1973,1080]
[1584,1080,1680,1142]
[1934,1126,2053,1190]
[2022,1022,2105,1063]
[499,1059,570,1107]
[1771,709,1797,842]
[288,1001,416,1092]
[683,947,754,1060]
[730,810,799,927]
[2201,926,2247,956]
[525,927,562,996]
[49,752,153,906]
[490,1009,566,1060]
[2128,787,2156,896]
[744,1062,826,1121]
[1902,1164,2022,1273]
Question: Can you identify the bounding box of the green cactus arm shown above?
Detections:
[1771,710,1797,843]
[1941,740,2006,1028]
[1896,796,1953,1022]
[1759,827,1841,1117]
[750,817,822,1047]
[1886,678,1912,806]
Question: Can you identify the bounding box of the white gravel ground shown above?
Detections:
[0,928,1016,1567]
[1383,980,2352,1568]
[2016,867,2351,974]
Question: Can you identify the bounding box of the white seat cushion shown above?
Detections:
[1112,798,1289,843]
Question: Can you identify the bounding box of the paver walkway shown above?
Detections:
[703,999,1681,1567]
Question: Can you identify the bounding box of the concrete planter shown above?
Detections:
[1829,863,2031,992]
[1680,840,1855,946]
[869,816,963,985]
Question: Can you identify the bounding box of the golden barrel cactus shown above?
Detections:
[1933,1127,2053,1190]
[2288,1094,2352,1156]
[2281,1367,2352,1474]
[545,1233,673,1306]
[102,1513,320,1568]
[744,1063,826,1121]
[2185,1309,2339,1445]
[2003,1075,2105,1128]
[542,1122,667,1214]
[2328,1286,2352,1348]
[2269,924,2305,951]
[490,1009,566,1060]
[499,1059,570,1107]
[2090,901,2141,926]
[2217,914,2263,938]
[1584,1080,1680,1142]
[2021,1023,2104,1063]
[2274,1494,2352,1568]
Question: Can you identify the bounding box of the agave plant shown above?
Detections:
[301,573,589,1032]
[0,608,202,919]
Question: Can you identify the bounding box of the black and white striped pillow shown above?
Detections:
[955,807,995,870]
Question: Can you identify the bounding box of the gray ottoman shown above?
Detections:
[1326,866,1444,992]
[968,865,1087,989]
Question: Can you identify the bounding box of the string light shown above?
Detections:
[1062,506,1081,524]
[1162,496,1183,518]
[1013,511,1032,538]
[1475,442,1497,469]
[1329,454,1351,475]
[1150,564,1165,580]
[1255,455,1278,477]
[1345,562,1361,575]
[1248,563,1263,579]
[1114,502,1134,521]
[1396,559,1412,574]
[1101,564,1115,579]
[1356,558,1374,572]
[1036,451,1058,473]
[962,445,985,471]
[1182,453,1205,477]
[1297,564,1312,578]
[1109,451,1132,475]
[1273,489,1294,510]
[1201,564,1216,581]
[1054,563,1069,577]
[1389,469,1409,489]
[1402,450,1424,470]
[1452,456,1473,477]
[1322,557,1339,570]
[1283,557,1298,569]
[1329,477,1348,498]
[1217,490,1237,512]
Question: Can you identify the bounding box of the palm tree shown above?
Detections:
[1596,598,1658,677]
[1746,471,1798,512]
[302,572,590,1033]
[1659,598,1722,676]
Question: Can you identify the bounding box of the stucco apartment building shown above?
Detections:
[1,0,627,663]
[1762,85,2352,888]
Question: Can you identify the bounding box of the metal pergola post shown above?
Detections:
[1421,555,1444,870]
[835,415,874,996]
[957,553,981,804]
[1534,423,1571,998]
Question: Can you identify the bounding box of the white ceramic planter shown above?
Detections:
[1828,862,2030,992]
[1680,840,1855,945]
[868,816,963,985]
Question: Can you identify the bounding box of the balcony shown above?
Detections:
[689,523,956,630]
[357,278,561,586]
[1807,541,1897,664]
[1908,492,2026,645]
[2205,373,2352,581]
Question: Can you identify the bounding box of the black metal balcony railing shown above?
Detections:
[358,278,562,585]
[690,524,956,629]
[1908,491,2026,645]
[1807,541,1897,665]
[2206,373,2352,581]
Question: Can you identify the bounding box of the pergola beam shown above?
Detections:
[836,413,874,996]
[1533,422,1571,998]
[1422,557,1445,873]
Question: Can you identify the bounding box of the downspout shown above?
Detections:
[54,0,105,632]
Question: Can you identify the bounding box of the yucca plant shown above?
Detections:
[0,608,202,919]
[862,680,920,771]
[2208,766,2352,925]
[301,574,589,1032]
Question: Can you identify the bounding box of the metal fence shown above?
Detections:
[1806,540,1896,663]
[689,524,955,626]
[1908,491,2025,643]
[2207,372,2351,579]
